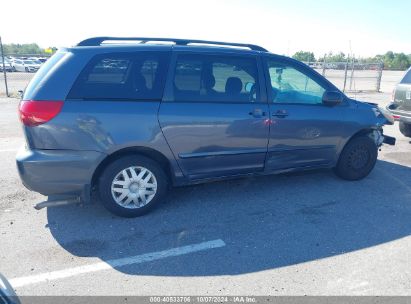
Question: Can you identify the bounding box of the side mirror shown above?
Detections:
[322,91,343,106]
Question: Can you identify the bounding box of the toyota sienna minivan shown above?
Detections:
[16,37,395,217]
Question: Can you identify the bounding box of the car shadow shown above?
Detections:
[46,159,411,276]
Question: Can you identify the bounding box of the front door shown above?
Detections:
[264,57,347,171]
[159,52,269,180]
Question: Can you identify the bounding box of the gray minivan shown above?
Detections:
[16,37,395,217]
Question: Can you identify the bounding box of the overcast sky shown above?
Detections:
[2,0,410,58]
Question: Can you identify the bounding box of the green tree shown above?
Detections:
[292,51,316,62]
[320,52,347,62]
[2,43,46,55]
[391,53,409,70]
[376,52,410,70]
[355,52,410,70]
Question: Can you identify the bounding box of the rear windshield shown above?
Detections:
[401,69,411,84]
[23,52,66,98]
[67,51,170,100]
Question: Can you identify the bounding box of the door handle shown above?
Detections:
[272,110,289,118]
[249,108,266,118]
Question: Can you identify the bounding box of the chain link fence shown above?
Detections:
[0,53,51,97]
[304,61,384,92]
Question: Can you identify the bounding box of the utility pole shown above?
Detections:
[0,36,9,97]
[349,54,355,91]
[376,62,383,92]
[343,56,349,92]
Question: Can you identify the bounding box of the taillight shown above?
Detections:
[19,100,64,127]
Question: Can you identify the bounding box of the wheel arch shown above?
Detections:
[91,146,175,190]
[349,128,377,140]
[337,127,379,162]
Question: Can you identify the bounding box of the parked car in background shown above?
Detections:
[37,57,48,63]
[27,57,46,64]
[12,59,41,72]
[16,37,395,218]
[11,59,25,72]
[387,67,411,138]
[0,58,13,72]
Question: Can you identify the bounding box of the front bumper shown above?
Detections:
[371,129,396,146]
[16,146,106,196]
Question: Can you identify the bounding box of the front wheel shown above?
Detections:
[98,155,168,217]
[334,135,378,181]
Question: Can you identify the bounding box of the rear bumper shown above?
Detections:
[399,116,411,124]
[386,104,411,123]
[391,114,411,124]
[16,146,106,196]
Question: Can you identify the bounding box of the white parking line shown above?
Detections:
[10,239,226,288]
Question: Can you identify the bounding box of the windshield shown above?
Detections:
[24,60,34,64]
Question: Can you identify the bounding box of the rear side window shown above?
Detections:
[68,52,170,100]
[86,58,131,84]
[173,54,260,103]
[400,69,411,84]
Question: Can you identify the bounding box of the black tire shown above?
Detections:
[399,122,411,138]
[334,135,378,181]
[98,155,168,217]
[25,67,29,72]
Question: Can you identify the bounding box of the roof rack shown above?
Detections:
[76,37,268,52]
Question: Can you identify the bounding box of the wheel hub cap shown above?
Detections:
[111,166,157,209]
[129,183,139,193]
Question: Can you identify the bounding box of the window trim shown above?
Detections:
[262,55,345,107]
[163,50,267,105]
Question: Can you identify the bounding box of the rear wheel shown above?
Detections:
[98,155,168,217]
[334,135,378,181]
[399,122,411,138]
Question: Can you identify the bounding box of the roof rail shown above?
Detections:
[76,37,268,52]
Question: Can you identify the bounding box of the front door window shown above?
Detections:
[267,62,326,105]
